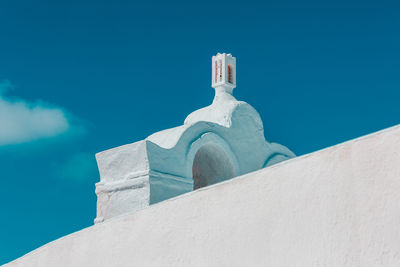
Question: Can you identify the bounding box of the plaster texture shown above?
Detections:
[94,53,294,223]
[6,124,400,267]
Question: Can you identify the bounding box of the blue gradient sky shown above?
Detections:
[1,0,399,264]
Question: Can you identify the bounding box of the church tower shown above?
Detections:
[212,53,236,94]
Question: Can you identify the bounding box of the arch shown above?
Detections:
[263,153,290,168]
[228,64,233,84]
[184,132,240,184]
[219,60,223,82]
[192,144,235,190]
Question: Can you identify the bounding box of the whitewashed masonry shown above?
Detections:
[94,53,295,223]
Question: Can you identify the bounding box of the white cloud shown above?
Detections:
[0,80,84,146]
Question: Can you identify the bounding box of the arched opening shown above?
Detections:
[228,64,233,83]
[219,60,223,82]
[192,144,235,190]
[263,153,290,168]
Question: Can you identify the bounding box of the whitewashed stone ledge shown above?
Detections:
[5,124,400,267]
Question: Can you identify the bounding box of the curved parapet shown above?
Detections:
[94,53,295,223]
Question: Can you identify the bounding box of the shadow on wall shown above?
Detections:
[192,144,235,190]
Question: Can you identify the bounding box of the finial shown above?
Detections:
[211,53,236,95]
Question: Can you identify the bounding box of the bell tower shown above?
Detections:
[212,53,236,94]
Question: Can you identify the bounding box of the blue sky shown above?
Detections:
[1,0,399,264]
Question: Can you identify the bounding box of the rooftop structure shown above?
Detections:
[5,54,400,267]
[6,124,400,266]
[94,53,295,223]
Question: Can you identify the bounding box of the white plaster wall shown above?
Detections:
[95,140,150,222]
[6,125,400,267]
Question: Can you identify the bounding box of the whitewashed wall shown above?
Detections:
[6,125,400,267]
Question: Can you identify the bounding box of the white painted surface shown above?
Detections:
[94,53,294,222]
[211,53,236,90]
[94,140,150,223]
[6,124,400,267]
